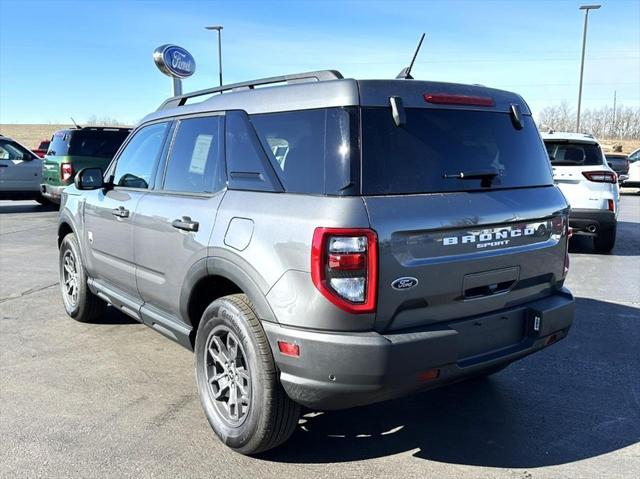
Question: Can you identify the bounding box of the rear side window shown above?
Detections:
[545,142,604,166]
[361,108,553,195]
[113,122,169,189]
[47,132,70,156]
[68,129,130,158]
[250,108,359,195]
[163,116,225,194]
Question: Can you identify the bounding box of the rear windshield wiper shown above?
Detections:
[443,168,499,180]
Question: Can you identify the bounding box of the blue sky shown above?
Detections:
[1,0,638,124]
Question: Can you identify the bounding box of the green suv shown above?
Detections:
[41,126,131,203]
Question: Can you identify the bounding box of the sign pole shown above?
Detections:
[172,77,183,96]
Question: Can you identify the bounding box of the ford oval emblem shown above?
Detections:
[153,44,196,79]
[391,277,419,290]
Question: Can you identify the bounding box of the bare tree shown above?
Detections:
[85,115,123,126]
[538,103,640,139]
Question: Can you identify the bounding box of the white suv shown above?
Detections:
[541,132,619,253]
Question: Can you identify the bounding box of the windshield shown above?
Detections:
[0,139,33,160]
[545,141,603,167]
[68,130,130,158]
[361,108,553,195]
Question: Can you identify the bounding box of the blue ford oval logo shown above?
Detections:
[153,44,196,79]
[391,277,419,290]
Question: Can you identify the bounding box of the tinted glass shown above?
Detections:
[0,139,34,160]
[47,131,70,156]
[250,108,359,195]
[113,122,168,189]
[68,129,130,158]
[545,141,603,166]
[226,111,282,192]
[361,108,553,195]
[163,116,225,193]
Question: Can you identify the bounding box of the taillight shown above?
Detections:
[551,215,571,278]
[423,93,494,107]
[607,199,615,212]
[61,163,74,182]
[311,228,378,313]
[582,171,617,183]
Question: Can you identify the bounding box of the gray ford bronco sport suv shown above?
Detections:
[57,70,575,454]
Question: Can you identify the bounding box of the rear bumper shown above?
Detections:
[40,183,65,204]
[569,208,616,234]
[264,289,575,410]
[621,180,640,188]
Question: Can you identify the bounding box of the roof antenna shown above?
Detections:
[70,117,81,129]
[396,33,425,80]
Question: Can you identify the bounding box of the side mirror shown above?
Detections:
[75,168,104,190]
[20,153,34,161]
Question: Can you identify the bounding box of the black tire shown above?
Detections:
[594,226,616,253]
[195,294,300,455]
[59,232,106,322]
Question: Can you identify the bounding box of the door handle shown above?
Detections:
[172,216,199,232]
[111,206,130,218]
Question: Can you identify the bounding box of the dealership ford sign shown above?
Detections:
[153,44,196,79]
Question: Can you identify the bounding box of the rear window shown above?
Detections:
[47,131,70,156]
[361,108,553,195]
[545,141,603,167]
[67,129,130,158]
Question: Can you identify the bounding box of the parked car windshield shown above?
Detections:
[545,141,603,167]
[0,139,34,160]
[361,108,553,195]
[68,129,130,158]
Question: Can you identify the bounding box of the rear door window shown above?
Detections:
[162,116,225,194]
[361,108,553,195]
[545,142,603,166]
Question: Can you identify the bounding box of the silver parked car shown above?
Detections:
[57,70,575,454]
[0,135,46,203]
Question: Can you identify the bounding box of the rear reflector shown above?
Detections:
[545,334,558,345]
[607,199,615,212]
[417,368,440,382]
[328,253,365,270]
[424,93,494,107]
[277,341,300,358]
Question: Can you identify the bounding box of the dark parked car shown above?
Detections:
[605,153,629,182]
[41,126,131,203]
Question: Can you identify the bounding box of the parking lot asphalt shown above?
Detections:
[1,193,639,479]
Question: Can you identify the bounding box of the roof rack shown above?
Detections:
[157,70,343,111]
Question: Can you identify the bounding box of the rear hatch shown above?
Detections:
[545,140,613,209]
[360,105,569,332]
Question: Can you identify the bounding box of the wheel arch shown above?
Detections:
[181,255,278,348]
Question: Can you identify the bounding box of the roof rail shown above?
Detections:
[157,70,344,111]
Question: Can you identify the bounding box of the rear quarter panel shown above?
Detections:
[211,190,376,331]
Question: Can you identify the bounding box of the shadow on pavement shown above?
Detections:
[261,298,640,467]
[95,305,138,325]
[568,221,638,257]
[0,202,58,214]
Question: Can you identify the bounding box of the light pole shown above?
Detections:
[576,4,601,132]
[205,25,224,86]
